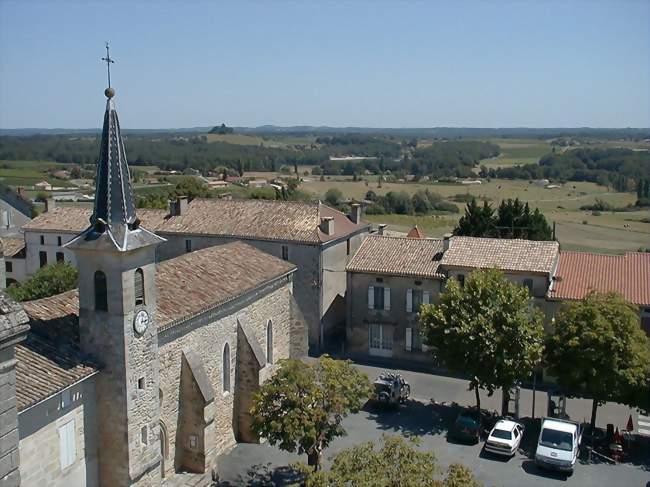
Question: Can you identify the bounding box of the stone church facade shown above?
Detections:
[1,85,307,486]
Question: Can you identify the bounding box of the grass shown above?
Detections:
[479,139,552,169]
[204,133,268,146]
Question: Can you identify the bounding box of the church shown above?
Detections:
[0,82,307,486]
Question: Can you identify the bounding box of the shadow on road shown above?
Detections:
[364,399,460,437]
[521,459,569,482]
[218,463,303,487]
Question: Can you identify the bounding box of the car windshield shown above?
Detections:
[540,428,573,451]
[491,429,512,440]
[374,383,390,393]
[457,415,479,428]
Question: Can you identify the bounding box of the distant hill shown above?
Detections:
[2,126,648,139]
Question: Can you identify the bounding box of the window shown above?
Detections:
[523,278,534,294]
[222,343,231,392]
[281,245,289,261]
[406,289,429,313]
[138,376,145,390]
[405,327,423,352]
[134,268,145,306]
[346,238,351,256]
[58,420,76,470]
[457,274,465,287]
[94,271,108,311]
[185,239,192,253]
[39,251,47,268]
[5,261,12,273]
[56,252,64,263]
[141,426,148,446]
[368,285,390,311]
[40,235,45,245]
[369,324,393,356]
[57,236,62,246]
[266,320,273,364]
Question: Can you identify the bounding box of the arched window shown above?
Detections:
[222,343,231,393]
[134,268,145,306]
[94,271,108,311]
[266,320,273,364]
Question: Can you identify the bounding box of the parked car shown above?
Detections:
[484,419,524,457]
[371,372,410,407]
[535,418,582,474]
[448,408,483,443]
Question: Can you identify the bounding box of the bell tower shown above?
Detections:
[66,45,166,486]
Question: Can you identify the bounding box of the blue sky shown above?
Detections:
[0,1,648,129]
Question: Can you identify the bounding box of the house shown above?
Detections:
[34,181,53,191]
[207,180,229,189]
[1,236,26,286]
[247,179,268,188]
[0,186,33,237]
[547,251,650,334]
[345,234,560,362]
[2,82,309,487]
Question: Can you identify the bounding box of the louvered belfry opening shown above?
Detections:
[134,268,145,306]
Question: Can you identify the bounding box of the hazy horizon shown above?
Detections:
[1,1,648,129]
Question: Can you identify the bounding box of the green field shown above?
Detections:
[301,177,649,254]
[0,160,75,187]
[479,138,552,169]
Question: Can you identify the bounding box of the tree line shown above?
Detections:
[454,197,553,240]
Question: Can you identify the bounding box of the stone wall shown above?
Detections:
[157,280,294,482]
[18,378,99,487]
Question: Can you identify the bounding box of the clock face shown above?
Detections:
[134,309,149,335]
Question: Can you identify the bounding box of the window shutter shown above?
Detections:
[405,328,412,351]
[368,286,374,310]
[423,291,430,305]
[59,420,76,469]
[134,269,144,306]
[384,287,391,311]
[406,289,413,313]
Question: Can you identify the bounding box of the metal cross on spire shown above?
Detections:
[101,42,115,89]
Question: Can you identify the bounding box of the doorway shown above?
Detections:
[369,324,393,357]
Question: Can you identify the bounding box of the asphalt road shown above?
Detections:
[216,363,650,487]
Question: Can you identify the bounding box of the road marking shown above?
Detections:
[638,428,650,436]
[638,420,650,428]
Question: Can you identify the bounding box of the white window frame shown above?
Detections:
[58,420,76,470]
[369,324,393,357]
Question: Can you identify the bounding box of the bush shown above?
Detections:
[7,263,78,302]
[592,210,602,216]
[324,188,343,207]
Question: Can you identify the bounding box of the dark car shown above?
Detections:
[448,408,483,443]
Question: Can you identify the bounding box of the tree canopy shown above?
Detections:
[299,435,481,487]
[420,269,544,410]
[7,263,78,302]
[453,198,552,240]
[544,292,650,430]
[250,355,371,469]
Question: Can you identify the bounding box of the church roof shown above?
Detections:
[64,89,164,252]
[24,199,367,245]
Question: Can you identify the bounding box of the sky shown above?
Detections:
[0,0,648,129]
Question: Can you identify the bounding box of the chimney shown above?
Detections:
[377,224,387,236]
[349,203,362,225]
[44,198,56,213]
[169,197,188,216]
[16,187,27,199]
[320,216,334,236]
[443,233,452,251]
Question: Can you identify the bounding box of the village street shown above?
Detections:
[217,363,650,487]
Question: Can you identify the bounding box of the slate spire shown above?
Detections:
[66,47,164,252]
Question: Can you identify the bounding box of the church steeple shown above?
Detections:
[68,45,164,252]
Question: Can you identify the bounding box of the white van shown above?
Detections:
[535,418,582,474]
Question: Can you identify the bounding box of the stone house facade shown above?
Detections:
[346,234,560,364]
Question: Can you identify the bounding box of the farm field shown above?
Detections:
[480,138,552,169]
[0,160,75,187]
[301,177,649,253]
[204,133,317,148]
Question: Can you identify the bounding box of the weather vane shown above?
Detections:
[101,42,115,89]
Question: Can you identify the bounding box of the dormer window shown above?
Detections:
[134,268,145,306]
[94,271,108,311]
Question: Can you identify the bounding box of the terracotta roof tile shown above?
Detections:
[0,237,26,258]
[15,335,97,411]
[551,251,650,306]
[21,200,368,244]
[346,235,445,278]
[440,236,559,275]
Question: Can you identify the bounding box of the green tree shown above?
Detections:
[7,263,78,302]
[324,188,343,207]
[250,356,371,469]
[299,435,481,487]
[420,269,544,410]
[173,177,212,199]
[544,292,650,431]
[453,198,495,237]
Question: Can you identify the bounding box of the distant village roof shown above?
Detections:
[550,251,650,306]
[440,236,559,275]
[406,225,425,239]
[0,237,26,258]
[346,235,445,279]
[23,199,367,245]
